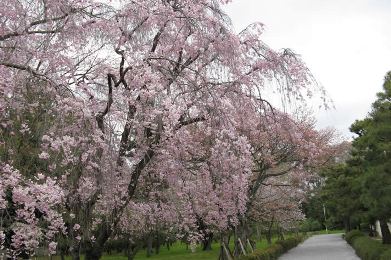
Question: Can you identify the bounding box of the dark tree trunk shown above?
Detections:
[233,219,253,256]
[233,227,239,256]
[84,222,112,260]
[218,236,233,260]
[202,232,213,251]
[266,232,272,245]
[266,219,274,245]
[70,241,80,260]
[380,219,391,244]
[126,243,138,260]
[344,217,351,232]
[71,250,80,260]
[155,233,161,254]
[277,225,285,240]
[146,234,153,257]
[369,223,375,237]
[257,225,262,243]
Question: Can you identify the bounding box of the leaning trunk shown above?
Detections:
[218,235,233,260]
[380,219,391,244]
[234,219,253,256]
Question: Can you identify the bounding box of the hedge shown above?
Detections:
[380,249,391,260]
[241,236,305,260]
[345,231,391,260]
[351,236,388,260]
[345,230,365,244]
[276,236,305,252]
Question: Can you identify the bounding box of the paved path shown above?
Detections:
[278,234,360,260]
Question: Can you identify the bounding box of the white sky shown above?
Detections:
[223,0,391,139]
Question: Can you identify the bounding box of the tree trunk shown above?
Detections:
[380,219,391,244]
[233,219,252,256]
[126,243,138,260]
[266,231,272,245]
[256,225,262,243]
[233,227,239,256]
[218,236,233,260]
[266,219,274,245]
[202,232,213,251]
[155,233,161,254]
[277,225,284,240]
[369,223,375,237]
[84,222,112,260]
[344,217,351,232]
[71,250,80,260]
[146,234,153,257]
[70,241,80,260]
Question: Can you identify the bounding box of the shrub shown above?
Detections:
[241,236,304,260]
[241,244,283,260]
[380,249,391,260]
[351,236,388,260]
[345,230,365,244]
[276,236,304,251]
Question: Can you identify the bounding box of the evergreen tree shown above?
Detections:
[350,71,391,244]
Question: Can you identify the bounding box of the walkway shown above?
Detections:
[279,234,360,260]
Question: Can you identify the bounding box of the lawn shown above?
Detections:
[35,233,305,260]
[133,237,279,260]
[310,229,344,235]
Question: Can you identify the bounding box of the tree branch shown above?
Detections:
[175,115,206,130]
[96,74,114,132]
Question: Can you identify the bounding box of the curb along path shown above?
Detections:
[278,234,360,260]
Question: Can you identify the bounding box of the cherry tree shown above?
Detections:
[0,0,327,258]
[226,98,336,254]
[0,164,65,258]
[249,180,305,243]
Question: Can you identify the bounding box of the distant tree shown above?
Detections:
[319,163,366,232]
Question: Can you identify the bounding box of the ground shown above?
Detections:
[278,234,360,260]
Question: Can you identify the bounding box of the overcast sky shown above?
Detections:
[223,0,391,139]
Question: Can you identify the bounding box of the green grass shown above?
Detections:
[307,229,344,235]
[35,235,290,260]
[134,242,218,260]
[133,238,279,260]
